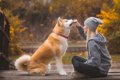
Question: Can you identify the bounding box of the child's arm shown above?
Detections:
[77,27,86,40]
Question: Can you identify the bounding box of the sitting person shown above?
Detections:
[71,17,112,78]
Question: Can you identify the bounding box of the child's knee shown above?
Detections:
[72,56,79,69]
[72,56,78,64]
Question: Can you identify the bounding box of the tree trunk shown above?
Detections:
[0,12,10,70]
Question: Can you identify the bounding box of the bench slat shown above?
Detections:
[0,70,120,80]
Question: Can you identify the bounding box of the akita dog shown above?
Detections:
[15,17,79,75]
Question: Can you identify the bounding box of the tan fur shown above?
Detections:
[15,18,78,75]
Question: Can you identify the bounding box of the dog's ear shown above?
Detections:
[57,17,61,21]
[57,17,62,26]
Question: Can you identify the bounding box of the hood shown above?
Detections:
[90,33,107,45]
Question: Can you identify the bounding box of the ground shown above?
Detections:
[0,65,120,80]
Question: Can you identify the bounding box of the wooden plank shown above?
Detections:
[108,73,120,76]
[0,64,120,80]
[1,71,120,77]
[109,69,120,73]
[0,70,120,80]
[83,76,120,80]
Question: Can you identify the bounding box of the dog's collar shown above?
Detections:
[53,32,69,39]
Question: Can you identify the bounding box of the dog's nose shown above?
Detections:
[73,19,78,22]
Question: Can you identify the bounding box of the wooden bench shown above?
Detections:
[12,41,87,53]
[0,65,120,80]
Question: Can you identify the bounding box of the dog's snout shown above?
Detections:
[73,19,78,22]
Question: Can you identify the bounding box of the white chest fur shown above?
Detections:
[51,33,68,55]
[59,39,68,55]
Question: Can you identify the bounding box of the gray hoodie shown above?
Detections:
[85,33,112,75]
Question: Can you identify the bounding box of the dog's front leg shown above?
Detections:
[48,64,51,72]
[55,56,67,75]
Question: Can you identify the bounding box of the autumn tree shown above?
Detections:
[97,0,120,54]
[0,0,27,55]
[1,0,116,54]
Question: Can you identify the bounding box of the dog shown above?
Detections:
[15,17,79,75]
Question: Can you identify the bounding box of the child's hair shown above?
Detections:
[84,17,103,32]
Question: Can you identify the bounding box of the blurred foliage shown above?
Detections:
[3,9,27,55]
[4,10,26,43]
[0,0,104,42]
[97,0,120,54]
[0,0,27,55]
[0,0,119,54]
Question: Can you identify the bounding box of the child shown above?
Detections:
[71,17,112,78]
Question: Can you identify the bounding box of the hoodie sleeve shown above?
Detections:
[85,40,101,67]
[77,27,86,40]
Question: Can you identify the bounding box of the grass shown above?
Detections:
[62,52,87,64]
[10,52,120,64]
[62,52,120,64]
[111,54,120,62]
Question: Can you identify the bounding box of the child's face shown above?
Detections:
[83,25,88,34]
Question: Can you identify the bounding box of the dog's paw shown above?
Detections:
[48,64,51,72]
[58,70,67,75]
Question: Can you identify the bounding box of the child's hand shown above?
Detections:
[73,20,82,28]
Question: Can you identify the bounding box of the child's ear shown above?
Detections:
[57,17,62,26]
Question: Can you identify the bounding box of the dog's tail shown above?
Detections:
[15,55,31,71]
